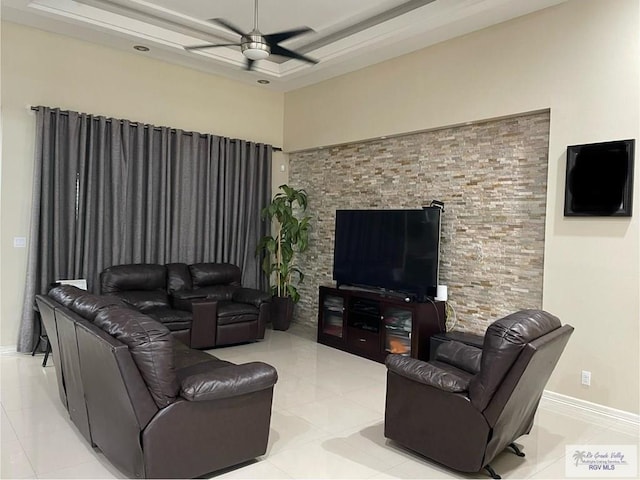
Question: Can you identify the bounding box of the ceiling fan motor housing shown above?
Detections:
[241,32,271,60]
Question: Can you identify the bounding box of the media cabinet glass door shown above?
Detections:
[383,307,413,356]
[321,294,345,338]
[317,287,348,350]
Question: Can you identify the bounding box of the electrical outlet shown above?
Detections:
[581,370,591,386]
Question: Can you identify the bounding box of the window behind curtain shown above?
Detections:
[17,106,272,352]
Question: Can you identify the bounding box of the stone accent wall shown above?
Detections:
[288,111,550,334]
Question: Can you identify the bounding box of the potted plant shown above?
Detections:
[257,184,311,330]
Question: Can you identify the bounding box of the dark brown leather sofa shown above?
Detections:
[384,310,573,479]
[36,284,278,479]
[100,262,270,349]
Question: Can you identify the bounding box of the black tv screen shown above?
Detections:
[564,139,634,216]
[333,208,441,299]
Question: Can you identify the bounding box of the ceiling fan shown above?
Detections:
[184,0,318,71]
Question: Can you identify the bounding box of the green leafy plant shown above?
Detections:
[257,184,311,303]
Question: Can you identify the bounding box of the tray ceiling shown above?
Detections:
[2,0,567,92]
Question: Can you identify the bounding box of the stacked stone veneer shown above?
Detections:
[288,111,550,334]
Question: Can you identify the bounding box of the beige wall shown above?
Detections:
[284,0,640,413]
[1,0,638,414]
[271,151,289,194]
[0,22,284,347]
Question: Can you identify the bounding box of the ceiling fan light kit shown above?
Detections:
[184,0,317,71]
[242,33,271,60]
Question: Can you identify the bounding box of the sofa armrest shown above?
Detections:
[435,340,482,374]
[232,288,272,308]
[170,291,209,311]
[189,299,218,349]
[180,362,278,401]
[385,354,470,393]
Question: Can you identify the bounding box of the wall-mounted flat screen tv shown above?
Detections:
[333,208,441,300]
[564,139,634,216]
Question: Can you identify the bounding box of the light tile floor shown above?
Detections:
[1,324,638,479]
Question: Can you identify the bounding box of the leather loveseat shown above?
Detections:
[384,310,573,479]
[100,262,271,349]
[36,284,278,479]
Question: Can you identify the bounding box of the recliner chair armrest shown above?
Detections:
[232,288,272,308]
[170,291,209,311]
[180,362,278,401]
[188,299,218,349]
[385,354,470,393]
[435,340,482,374]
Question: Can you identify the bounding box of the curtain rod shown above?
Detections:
[29,106,282,151]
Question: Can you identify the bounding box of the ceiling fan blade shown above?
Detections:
[209,18,248,37]
[264,27,314,45]
[244,58,256,71]
[270,45,318,65]
[184,43,241,51]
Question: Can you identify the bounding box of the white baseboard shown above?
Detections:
[541,390,639,427]
[0,345,18,355]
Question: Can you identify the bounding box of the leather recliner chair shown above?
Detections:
[166,263,271,348]
[384,309,573,479]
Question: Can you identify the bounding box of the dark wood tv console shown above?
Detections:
[316,286,445,363]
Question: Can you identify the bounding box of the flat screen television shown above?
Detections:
[564,139,634,216]
[333,207,441,300]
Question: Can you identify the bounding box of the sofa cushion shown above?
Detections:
[196,285,238,301]
[100,264,167,293]
[167,263,192,293]
[232,288,271,308]
[145,307,192,331]
[171,285,238,303]
[94,306,178,408]
[113,291,171,311]
[189,263,241,288]
[48,285,86,307]
[216,301,259,326]
[435,341,482,375]
[171,290,209,302]
[173,340,225,370]
[173,341,235,383]
[71,293,128,321]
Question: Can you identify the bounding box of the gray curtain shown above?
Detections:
[18,107,272,352]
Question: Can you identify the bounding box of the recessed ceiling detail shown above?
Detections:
[184,0,318,71]
[1,0,568,91]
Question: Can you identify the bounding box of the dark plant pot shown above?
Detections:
[271,296,294,331]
